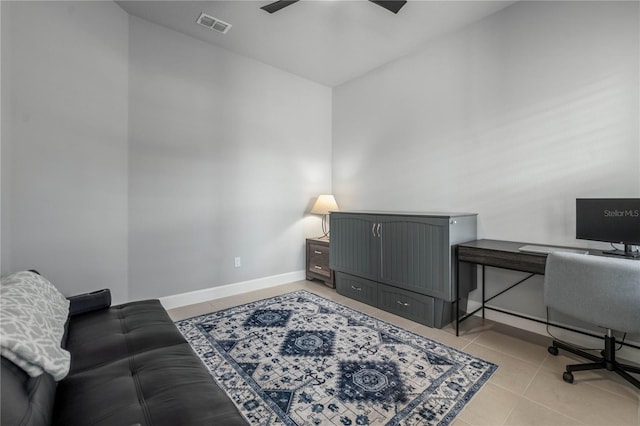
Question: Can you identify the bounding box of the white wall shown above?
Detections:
[127,17,332,300]
[333,0,640,350]
[1,1,130,302]
[333,0,639,248]
[1,2,332,302]
[1,1,5,275]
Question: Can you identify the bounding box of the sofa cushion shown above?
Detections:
[58,298,247,425]
[64,300,187,374]
[54,343,247,426]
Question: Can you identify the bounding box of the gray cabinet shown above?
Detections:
[330,211,477,328]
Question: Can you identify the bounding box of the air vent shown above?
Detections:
[196,13,232,34]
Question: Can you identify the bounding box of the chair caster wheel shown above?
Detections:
[548,346,559,356]
[562,371,574,384]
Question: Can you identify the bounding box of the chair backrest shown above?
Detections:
[544,252,640,334]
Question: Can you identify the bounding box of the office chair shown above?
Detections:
[544,252,640,389]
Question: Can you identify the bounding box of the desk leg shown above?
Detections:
[455,255,460,336]
[482,265,486,319]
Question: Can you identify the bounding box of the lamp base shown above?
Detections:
[319,214,330,239]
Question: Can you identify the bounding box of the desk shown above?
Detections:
[454,239,618,339]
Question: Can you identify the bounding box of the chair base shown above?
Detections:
[548,333,640,390]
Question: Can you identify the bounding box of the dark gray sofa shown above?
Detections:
[1,282,247,426]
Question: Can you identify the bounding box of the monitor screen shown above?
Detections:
[576,198,640,246]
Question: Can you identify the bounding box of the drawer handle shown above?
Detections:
[314,265,323,270]
[351,285,362,291]
[396,300,410,307]
[314,250,323,255]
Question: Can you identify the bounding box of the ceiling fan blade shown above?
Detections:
[261,0,300,14]
[369,0,407,14]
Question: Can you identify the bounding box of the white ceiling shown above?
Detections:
[117,0,515,87]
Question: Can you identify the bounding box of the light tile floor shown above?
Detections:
[167,280,640,426]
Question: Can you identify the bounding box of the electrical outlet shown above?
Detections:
[234,257,241,268]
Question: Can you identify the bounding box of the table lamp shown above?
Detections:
[310,194,339,239]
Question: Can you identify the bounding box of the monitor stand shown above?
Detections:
[602,244,640,259]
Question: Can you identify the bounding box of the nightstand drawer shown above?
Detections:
[309,261,330,278]
[309,243,330,277]
[306,238,334,288]
[309,243,328,259]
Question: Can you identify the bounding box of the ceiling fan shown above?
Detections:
[261,0,407,15]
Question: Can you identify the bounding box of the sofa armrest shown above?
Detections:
[67,289,111,316]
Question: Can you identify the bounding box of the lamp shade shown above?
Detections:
[310,194,339,215]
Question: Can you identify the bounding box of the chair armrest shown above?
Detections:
[67,289,111,316]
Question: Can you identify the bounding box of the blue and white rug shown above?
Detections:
[176,290,496,425]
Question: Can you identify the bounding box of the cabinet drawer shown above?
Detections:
[378,284,436,327]
[336,273,377,306]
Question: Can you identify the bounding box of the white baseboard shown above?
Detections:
[159,270,306,310]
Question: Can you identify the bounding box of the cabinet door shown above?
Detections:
[329,214,379,281]
[379,216,452,300]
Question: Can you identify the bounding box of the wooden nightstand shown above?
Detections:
[306,238,334,288]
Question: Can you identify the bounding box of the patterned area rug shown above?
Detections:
[176,290,496,425]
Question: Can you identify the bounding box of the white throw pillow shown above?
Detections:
[0,271,71,381]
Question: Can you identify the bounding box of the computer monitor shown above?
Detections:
[576,198,640,258]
